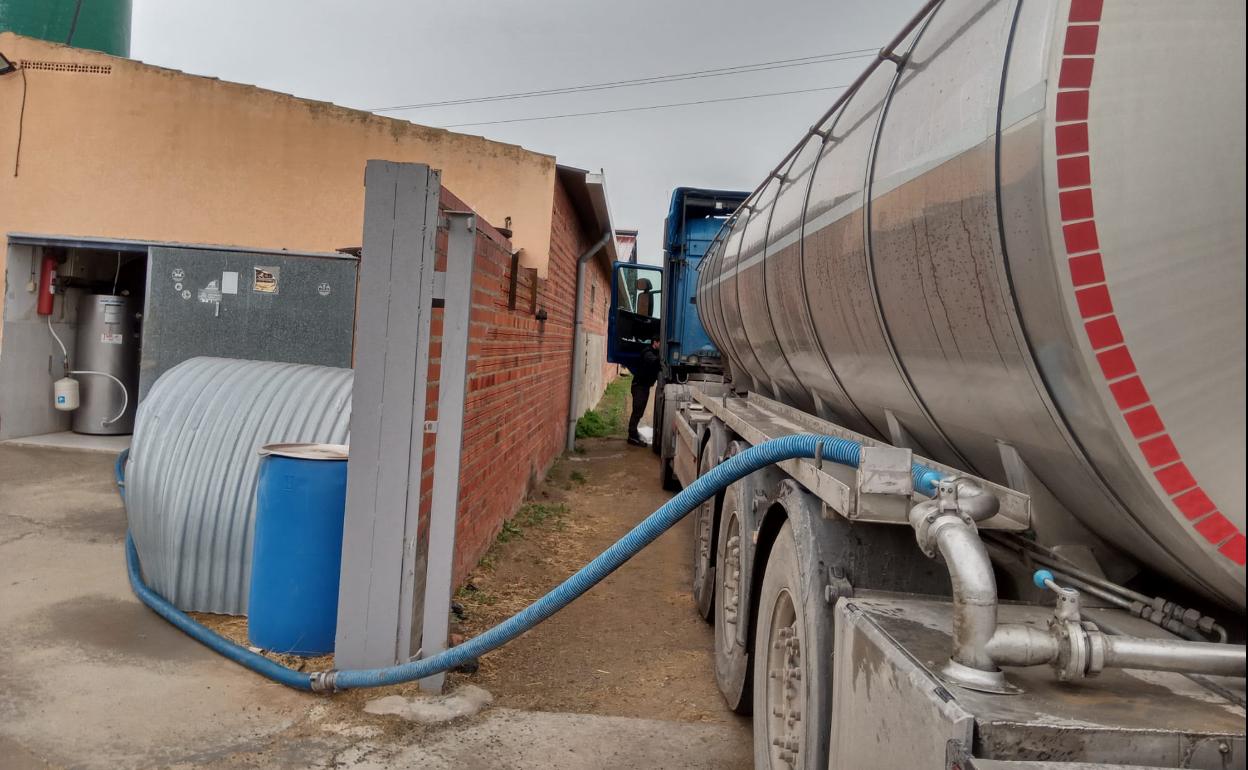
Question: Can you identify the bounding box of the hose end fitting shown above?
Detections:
[309,671,339,693]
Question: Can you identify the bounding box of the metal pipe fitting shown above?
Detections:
[934,520,999,674]
[943,478,1000,522]
[913,501,1248,693]
[1103,637,1246,678]
[986,624,1059,668]
[309,670,339,693]
[988,622,1246,680]
[909,488,1013,694]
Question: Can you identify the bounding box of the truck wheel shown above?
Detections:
[690,441,717,622]
[714,478,752,713]
[753,520,833,770]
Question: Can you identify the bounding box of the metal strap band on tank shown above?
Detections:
[1054,0,1244,565]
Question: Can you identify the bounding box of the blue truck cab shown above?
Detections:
[659,188,748,374]
[608,187,748,484]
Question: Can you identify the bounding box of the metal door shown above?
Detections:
[141,247,358,399]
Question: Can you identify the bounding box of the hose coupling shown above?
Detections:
[309,670,339,693]
[908,478,1000,558]
[1052,619,1108,681]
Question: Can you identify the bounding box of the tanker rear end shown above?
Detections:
[606,0,1248,767]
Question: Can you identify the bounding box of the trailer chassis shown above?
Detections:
[660,382,1246,770]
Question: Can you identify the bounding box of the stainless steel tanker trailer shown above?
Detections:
[609,0,1247,767]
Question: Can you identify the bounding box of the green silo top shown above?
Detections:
[0,0,133,57]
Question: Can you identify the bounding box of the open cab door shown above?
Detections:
[607,261,663,368]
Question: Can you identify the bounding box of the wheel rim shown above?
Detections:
[694,500,713,588]
[719,510,742,640]
[764,588,803,768]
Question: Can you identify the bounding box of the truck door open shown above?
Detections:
[607,261,663,367]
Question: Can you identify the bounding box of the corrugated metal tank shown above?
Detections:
[0,0,132,56]
[697,0,1246,608]
[124,358,352,614]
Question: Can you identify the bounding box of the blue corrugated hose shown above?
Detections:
[118,435,944,692]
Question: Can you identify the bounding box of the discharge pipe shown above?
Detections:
[908,478,1010,692]
[119,435,944,692]
[910,488,1247,691]
[565,227,614,452]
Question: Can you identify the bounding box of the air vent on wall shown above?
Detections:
[19,60,112,75]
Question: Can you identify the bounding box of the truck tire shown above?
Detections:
[752,520,833,770]
[690,441,717,622]
[660,457,679,492]
[714,477,752,713]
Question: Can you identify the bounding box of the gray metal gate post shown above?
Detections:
[419,210,477,692]
[335,160,438,669]
[335,161,475,672]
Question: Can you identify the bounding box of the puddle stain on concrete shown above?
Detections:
[34,595,220,665]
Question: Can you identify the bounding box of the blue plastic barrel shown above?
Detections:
[248,443,349,655]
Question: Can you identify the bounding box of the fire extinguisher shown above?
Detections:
[37,253,58,316]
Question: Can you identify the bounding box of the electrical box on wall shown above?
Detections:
[140,247,359,400]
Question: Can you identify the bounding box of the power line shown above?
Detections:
[437,85,851,129]
[369,49,874,112]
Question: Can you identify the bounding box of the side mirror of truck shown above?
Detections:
[607,262,663,367]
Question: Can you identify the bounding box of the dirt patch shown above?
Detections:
[448,435,745,727]
[190,612,335,673]
[188,426,743,731]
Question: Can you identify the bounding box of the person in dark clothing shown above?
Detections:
[627,339,661,446]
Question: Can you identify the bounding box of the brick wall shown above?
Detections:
[420,181,613,587]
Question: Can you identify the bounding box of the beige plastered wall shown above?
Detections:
[0,32,558,340]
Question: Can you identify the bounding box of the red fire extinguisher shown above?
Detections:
[37,253,57,316]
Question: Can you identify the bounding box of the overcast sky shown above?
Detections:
[132,0,922,261]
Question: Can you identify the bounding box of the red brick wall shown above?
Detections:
[419,181,612,587]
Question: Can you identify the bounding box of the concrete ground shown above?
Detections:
[0,430,750,768]
[0,430,130,454]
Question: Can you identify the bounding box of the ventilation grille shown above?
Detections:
[19,60,112,75]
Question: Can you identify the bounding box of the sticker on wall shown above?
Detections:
[100,332,124,345]
[181,289,191,300]
[171,268,185,282]
[317,282,331,297]
[221,271,239,295]
[174,282,183,292]
[198,279,222,304]
[254,266,280,294]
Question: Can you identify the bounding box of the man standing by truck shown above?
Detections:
[627,338,661,447]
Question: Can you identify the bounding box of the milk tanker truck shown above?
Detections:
[609,0,1246,767]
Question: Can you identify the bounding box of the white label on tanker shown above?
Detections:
[100,332,123,345]
[222,271,239,295]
